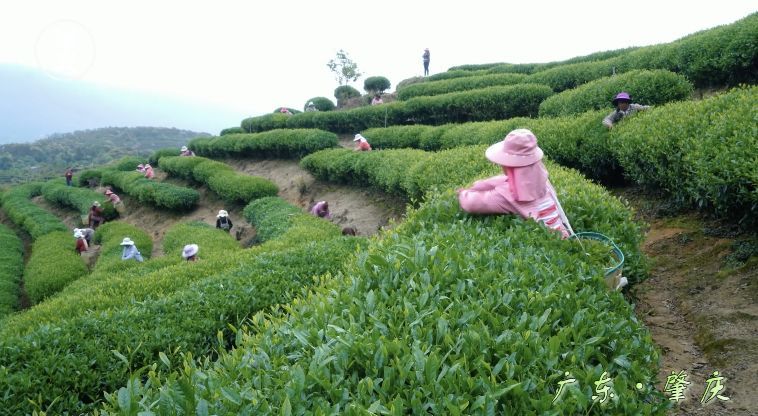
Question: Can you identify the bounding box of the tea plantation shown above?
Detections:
[0,12,755,415]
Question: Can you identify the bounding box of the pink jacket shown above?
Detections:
[144,166,154,179]
[310,201,331,219]
[457,163,570,238]
[107,193,121,204]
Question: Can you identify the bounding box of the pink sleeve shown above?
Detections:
[468,175,507,191]
[458,187,515,215]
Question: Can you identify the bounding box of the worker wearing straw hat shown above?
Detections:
[602,91,650,128]
[215,210,233,233]
[182,244,199,261]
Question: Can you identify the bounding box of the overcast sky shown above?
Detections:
[1,1,755,132]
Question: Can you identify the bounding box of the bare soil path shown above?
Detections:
[615,188,758,415]
[223,158,407,237]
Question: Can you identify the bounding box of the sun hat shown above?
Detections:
[182,244,199,259]
[137,164,144,168]
[120,237,135,246]
[217,210,228,218]
[612,92,632,105]
[93,201,101,207]
[74,230,84,239]
[485,129,544,167]
[105,189,113,195]
[353,134,367,142]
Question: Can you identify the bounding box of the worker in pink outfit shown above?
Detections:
[310,201,331,219]
[144,163,155,179]
[456,129,572,238]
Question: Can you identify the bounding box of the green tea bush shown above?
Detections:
[189,129,338,159]
[402,84,554,124]
[243,197,342,247]
[241,85,552,134]
[525,59,619,92]
[219,126,244,136]
[358,108,625,182]
[363,75,391,94]
[300,146,645,282]
[0,224,23,318]
[160,156,278,205]
[362,125,431,149]
[538,70,694,117]
[425,68,490,81]
[111,156,147,171]
[102,187,658,415]
[612,85,758,225]
[101,170,199,211]
[41,179,117,221]
[334,84,361,105]
[76,168,104,187]
[156,155,206,180]
[301,148,431,196]
[0,212,359,414]
[0,183,68,239]
[23,231,88,304]
[304,96,336,112]
[241,113,290,133]
[397,73,528,100]
[148,147,182,166]
[207,170,279,204]
[93,221,152,272]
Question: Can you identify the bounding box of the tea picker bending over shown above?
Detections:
[120,237,144,262]
[457,129,572,238]
[310,201,331,219]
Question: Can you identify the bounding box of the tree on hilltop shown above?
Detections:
[327,49,362,86]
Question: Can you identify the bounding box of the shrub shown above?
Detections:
[156,155,206,180]
[525,58,620,92]
[189,129,338,159]
[403,84,554,124]
[397,73,528,100]
[0,224,23,318]
[0,183,68,239]
[0,212,357,414]
[611,85,758,226]
[334,85,361,106]
[102,185,657,416]
[76,168,104,187]
[207,170,279,204]
[111,156,147,171]
[93,221,152,272]
[241,113,290,133]
[538,70,694,117]
[148,148,181,166]
[395,75,425,90]
[243,196,341,246]
[426,69,490,81]
[41,180,117,221]
[24,231,88,304]
[219,126,244,136]
[363,75,391,94]
[304,96,336,112]
[362,125,431,149]
[101,171,199,211]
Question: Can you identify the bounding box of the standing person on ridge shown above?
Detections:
[602,92,650,128]
[64,167,74,186]
[422,48,430,76]
[456,129,572,238]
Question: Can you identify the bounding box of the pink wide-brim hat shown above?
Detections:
[485,129,544,167]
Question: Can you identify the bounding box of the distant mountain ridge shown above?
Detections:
[0,64,240,143]
[0,126,208,184]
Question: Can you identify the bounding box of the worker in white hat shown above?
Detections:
[120,237,144,262]
[215,209,233,233]
[353,134,372,151]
